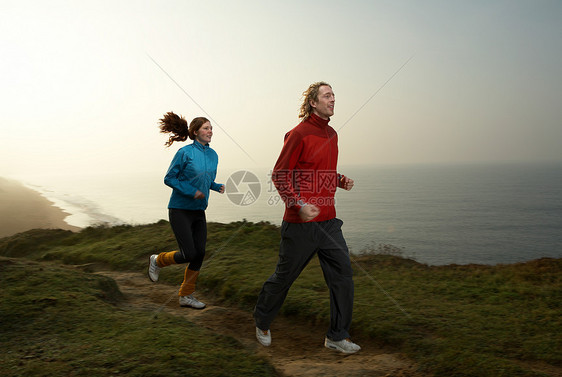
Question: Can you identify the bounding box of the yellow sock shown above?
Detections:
[178,268,200,296]
[156,251,178,267]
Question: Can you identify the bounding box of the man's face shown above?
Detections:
[311,85,335,120]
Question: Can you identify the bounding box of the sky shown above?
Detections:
[1,0,561,179]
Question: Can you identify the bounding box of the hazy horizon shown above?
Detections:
[2,0,561,178]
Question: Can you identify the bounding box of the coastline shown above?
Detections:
[2,162,560,265]
[0,177,81,238]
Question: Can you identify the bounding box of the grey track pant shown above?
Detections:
[254,218,354,341]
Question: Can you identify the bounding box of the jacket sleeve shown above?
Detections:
[209,149,222,192]
[164,150,199,197]
[272,130,305,209]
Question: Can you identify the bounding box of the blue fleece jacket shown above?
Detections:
[164,140,222,210]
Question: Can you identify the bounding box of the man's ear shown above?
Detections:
[309,99,317,109]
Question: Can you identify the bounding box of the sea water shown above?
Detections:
[15,162,562,266]
[335,163,562,265]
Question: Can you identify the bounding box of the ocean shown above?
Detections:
[16,162,562,266]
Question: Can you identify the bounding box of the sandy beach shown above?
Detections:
[0,177,81,238]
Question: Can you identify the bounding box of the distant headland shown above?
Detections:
[0,177,80,238]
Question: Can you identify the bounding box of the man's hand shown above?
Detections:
[299,204,320,222]
[341,176,354,191]
[194,190,205,199]
[219,185,225,194]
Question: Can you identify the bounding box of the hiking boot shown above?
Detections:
[324,337,361,354]
[148,254,160,282]
[255,327,271,346]
[179,294,206,309]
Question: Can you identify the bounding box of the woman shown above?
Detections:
[148,112,225,309]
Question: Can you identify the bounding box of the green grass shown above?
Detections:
[1,221,561,376]
[0,257,275,377]
[349,256,561,376]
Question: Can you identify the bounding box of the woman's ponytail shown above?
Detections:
[159,112,189,147]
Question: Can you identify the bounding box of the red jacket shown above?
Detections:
[272,113,346,223]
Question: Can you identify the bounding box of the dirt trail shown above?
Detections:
[98,271,429,377]
[99,271,427,377]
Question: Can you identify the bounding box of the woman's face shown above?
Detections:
[195,121,213,144]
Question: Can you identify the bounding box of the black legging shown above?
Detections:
[168,208,207,271]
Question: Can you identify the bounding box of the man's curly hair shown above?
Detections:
[298,81,331,120]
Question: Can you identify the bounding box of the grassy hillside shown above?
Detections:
[1,221,561,376]
[0,256,275,376]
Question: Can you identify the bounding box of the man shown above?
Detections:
[253,82,360,354]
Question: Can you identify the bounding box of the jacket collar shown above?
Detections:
[307,112,330,128]
[192,140,209,150]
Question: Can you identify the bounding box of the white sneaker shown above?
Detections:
[324,337,361,354]
[148,254,160,282]
[255,327,271,346]
[179,295,206,309]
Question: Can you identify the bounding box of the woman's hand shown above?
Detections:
[194,190,205,199]
[219,185,225,194]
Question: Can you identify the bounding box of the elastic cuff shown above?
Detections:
[296,199,307,211]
